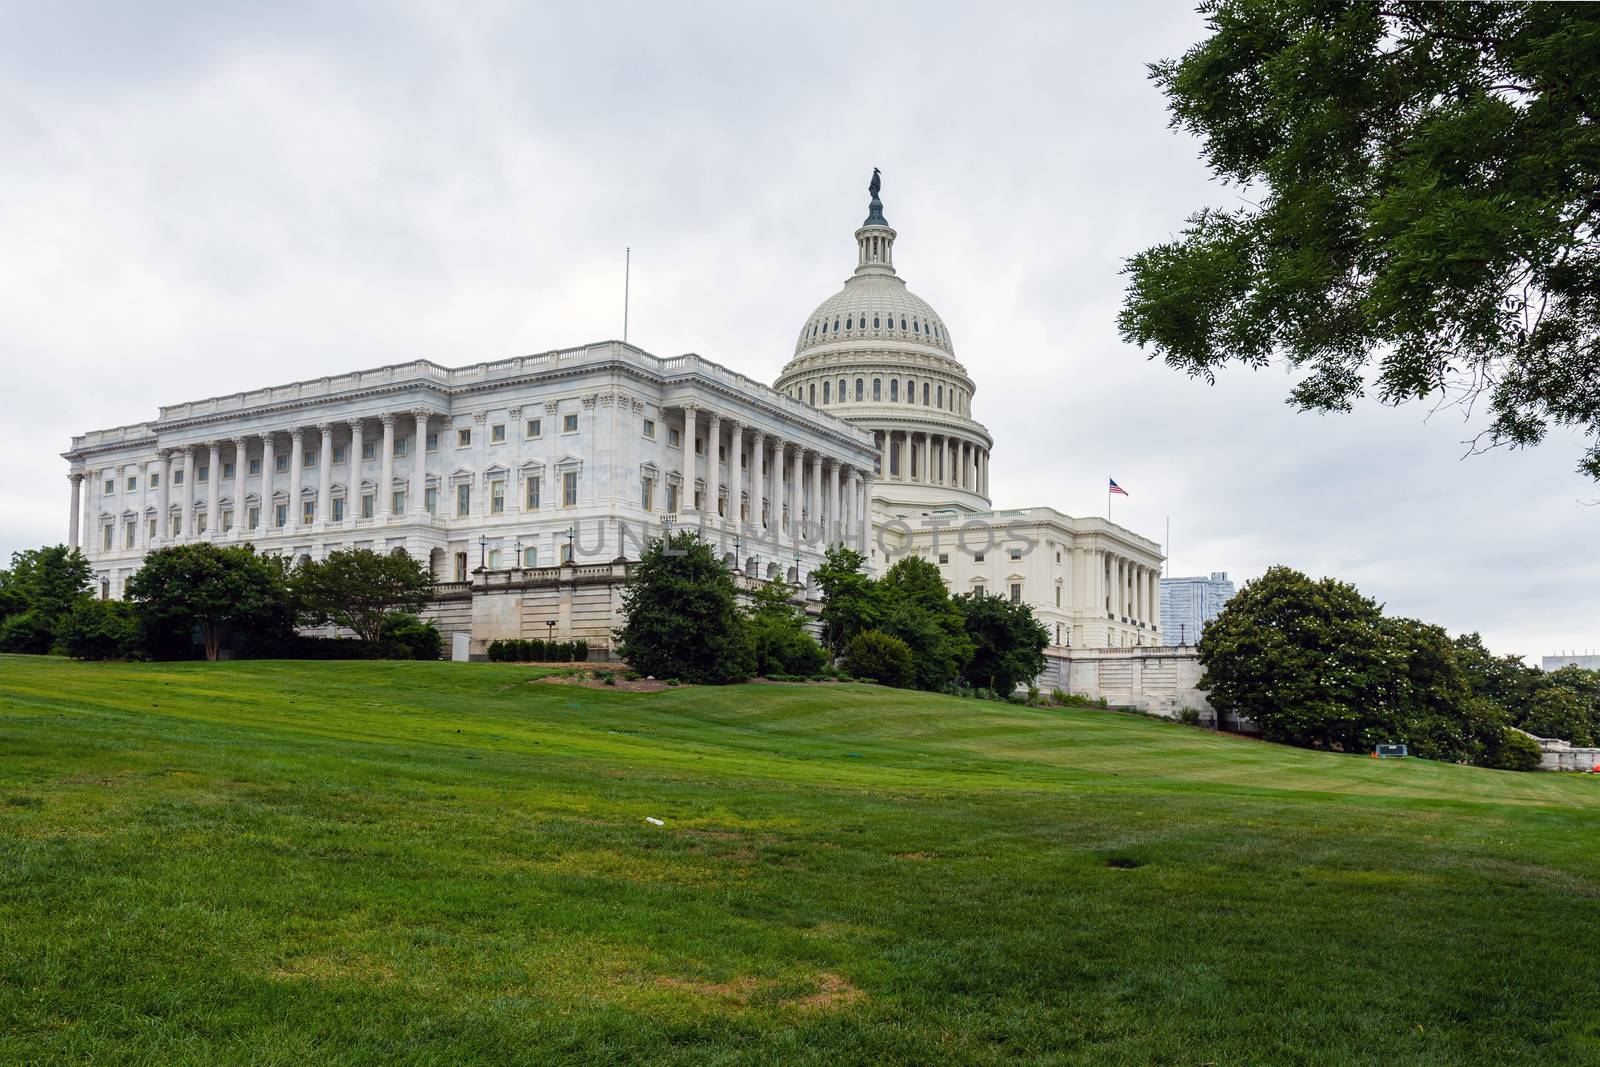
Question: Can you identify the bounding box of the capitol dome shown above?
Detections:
[776,171,992,515]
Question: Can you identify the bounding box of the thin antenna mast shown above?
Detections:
[623,247,631,343]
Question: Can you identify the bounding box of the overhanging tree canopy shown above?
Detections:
[1121,2,1600,479]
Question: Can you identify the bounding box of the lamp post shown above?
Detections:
[793,549,802,587]
[477,534,488,571]
[732,533,742,574]
[564,525,576,564]
[513,537,524,570]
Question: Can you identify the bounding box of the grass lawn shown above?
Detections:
[3,655,1599,1064]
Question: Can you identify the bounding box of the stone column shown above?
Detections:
[287,429,304,529]
[348,420,363,526]
[207,441,222,538]
[315,424,333,529]
[379,413,396,519]
[231,437,247,538]
[727,420,743,527]
[751,430,766,530]
[789,444,804,544]
[828,460,841,543]
[810,451,823,538]
[181,446,196,540]
[259,436,274,532]
[966,442,977,491]
[706,410,722,522]
[680,404,697,513]
[411,411,430,517]
[68,473,83,550]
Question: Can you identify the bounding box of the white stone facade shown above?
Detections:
[64,342,879,633]
[775,178,1167,649]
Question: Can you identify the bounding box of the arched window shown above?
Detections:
[873,378,881,400]
[937,384,944,407]
[846,317,853,330]
[873,315,880,329]
[855,378,864,401]
[913,320,920,334]
[901,317,908,331]
[890,379,899,402]
[838,378,847,401]
[833,319,840,332]
[811,323,817,337]
[823,380,830,404]
[923,382,930,405]
[809,383,816,405]
[905,379,914,402]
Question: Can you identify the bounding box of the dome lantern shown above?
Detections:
[855,167,896,277]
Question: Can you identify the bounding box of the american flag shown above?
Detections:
[1108,478,1129,497]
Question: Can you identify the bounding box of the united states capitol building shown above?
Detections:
[63,173,1181,687]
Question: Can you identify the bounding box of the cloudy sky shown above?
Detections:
[2,1,1594,660]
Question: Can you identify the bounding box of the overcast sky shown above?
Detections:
[2,1,1594,660]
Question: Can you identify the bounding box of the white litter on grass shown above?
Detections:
[645,817,664,826]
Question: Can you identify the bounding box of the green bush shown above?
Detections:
[1493,729,1545,772]
[615,532,754,684]
[573,639,589,662]
[595,669,616,685]
[843,630,914,689]
[0,610,55,654]
[56,600,143,660]
[380,614,442,660]
[1178,707,1202,726]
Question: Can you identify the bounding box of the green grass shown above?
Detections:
[3,655,1599,1065]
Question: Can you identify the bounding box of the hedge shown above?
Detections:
[486,638,590,663]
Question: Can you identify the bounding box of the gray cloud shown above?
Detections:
[1,1,1593,660]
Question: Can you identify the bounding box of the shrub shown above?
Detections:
[1178,707,1202,726]
[1050,688,1067,705]
[380,614,442,661]
[1492,729,1545,772]
[615,532,753,684]
[573,639,589,662]
[487,639,509,662]
[0,610,55,654]
[843,630,914,689]
[56,600,143,660]
[1027,685,1041,704]
[595,669,616,685]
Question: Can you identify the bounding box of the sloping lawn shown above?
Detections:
[2,654,1598,1064]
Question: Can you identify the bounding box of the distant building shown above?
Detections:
[1160,572,1236,646]
[1543,654,1600,672]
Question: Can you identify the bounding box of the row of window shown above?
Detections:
[98,472,588,550]
[806,313,945,343]
[790,375,967,412]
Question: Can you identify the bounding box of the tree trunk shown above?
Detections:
[202,622,219,661]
